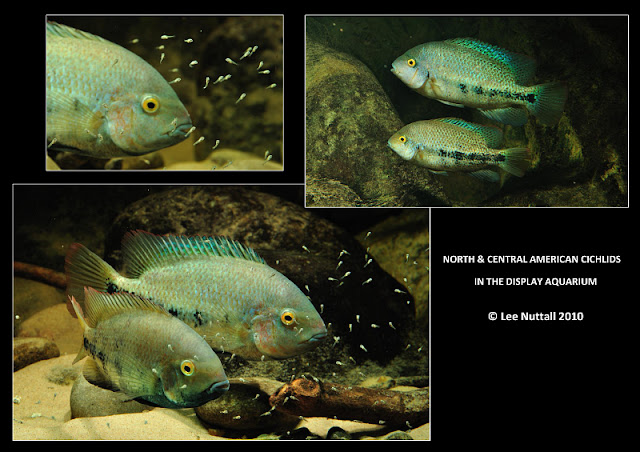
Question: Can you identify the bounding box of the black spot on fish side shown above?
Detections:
[474,86,483,95]
[525,93,536,104]
[194,310,205,327]
[168,307,179,317]
[438,149,467,164]
[452,151,465,162]
[106,281,118,294]
[85,338,107,365]
[459,83,468,94]
[468,152,492,163]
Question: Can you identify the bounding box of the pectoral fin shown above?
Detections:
[437,99,464,108]
[469,169,500,182]
[82,358,116,391]
[47,90,105,138]
[479,107,528,126]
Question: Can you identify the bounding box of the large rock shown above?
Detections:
[306,39,449,207]
[195,377,298,431]
[70,371,152,419]
[355,210,429,328]
[105,185,362,259]
[13,337,60,371]
[16,304,83,355]
[13,278,66,321]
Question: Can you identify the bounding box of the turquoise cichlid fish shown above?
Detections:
[388,117,530,181]
[46,22,193,158]
[391,37,568,126]
[65,230,328,360]
[70,287,229,408]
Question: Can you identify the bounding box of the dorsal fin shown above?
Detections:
[83,286,169,326]
[446,37,536,85]
[122,230,266,279]
[47,21,110,44]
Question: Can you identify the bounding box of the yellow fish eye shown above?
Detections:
[280,310,296,326]
[142,95,160,114]
[407,58,416,67]
[180,360,195,376]
[399,135,407,143]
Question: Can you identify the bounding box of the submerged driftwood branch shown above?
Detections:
[14,261,66,289]
[269,377,429,428]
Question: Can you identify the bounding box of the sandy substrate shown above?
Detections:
[13,354,429,440]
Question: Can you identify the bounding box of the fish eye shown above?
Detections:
[399,135,407,143]
[280,310,296,326]
[407,58,416,67]
[180,360,195,376]
[142,95,160,114]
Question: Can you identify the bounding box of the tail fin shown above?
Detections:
[499,147,531,177]
[65,243,119,317]
[531,82,568,125]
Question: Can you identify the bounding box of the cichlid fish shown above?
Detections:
[70,287,229,408]
[388,117,530,181]
[391,37,568,126]
[65,230,328,360]
[46,22,193,158]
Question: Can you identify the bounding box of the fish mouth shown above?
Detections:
[168,122,193,137]
[208,379,230,395]
[305,331,328,344]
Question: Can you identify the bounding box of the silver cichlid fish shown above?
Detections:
[391,37,568,126]
[70,287,229,408]
[388,117,530,181]
[46,22,193,158]
[66,230,328,360]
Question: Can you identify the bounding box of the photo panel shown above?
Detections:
[46,15,283,172]
[13,184,430,439]
[304,15,627,207]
